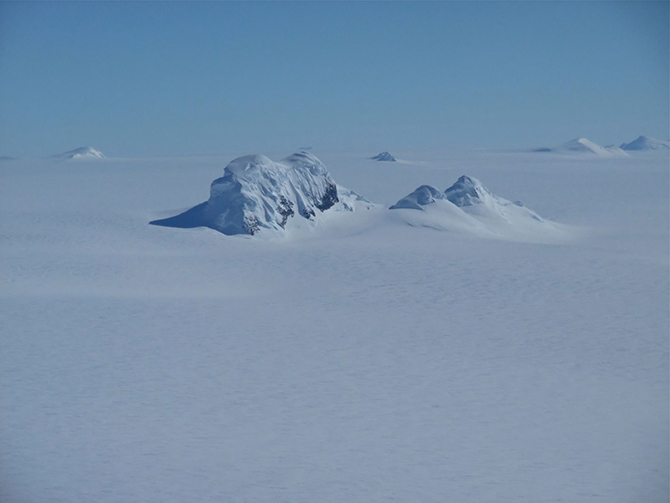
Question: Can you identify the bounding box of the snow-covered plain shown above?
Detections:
[1,149,668,502]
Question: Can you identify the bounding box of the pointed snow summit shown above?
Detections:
[151,152,369,236]
[370,152,397,162]
[620,136,670,151]
[534,138,626,157]
[53,147,105,160]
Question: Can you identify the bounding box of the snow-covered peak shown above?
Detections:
[371,152,397,162]
[389,185,446,210]
[444,175,493,207]
[620,136,670,151]
[53,146,105,160]
[388,175,559,242]
[151,152,367,236]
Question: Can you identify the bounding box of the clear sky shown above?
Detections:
[0,1,668,157]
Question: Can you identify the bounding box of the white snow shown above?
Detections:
[0,149,667,503]
[620,135,670,151]
[52,146,105,160]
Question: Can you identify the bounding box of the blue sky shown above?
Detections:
[0,1,667,157]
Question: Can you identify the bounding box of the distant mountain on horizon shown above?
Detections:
[52,146,105,160]
[620,136,669,151]
[532,138,627,157]
[370,152,397,162]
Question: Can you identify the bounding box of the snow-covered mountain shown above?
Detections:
[151,152,370,236]
[390,175,563,242]
[620,135,670,151]
[52,146,105,160]
[444,175,544,221]
[534,138,627,157]
[370,151,397,162]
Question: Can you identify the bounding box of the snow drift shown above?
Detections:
[151,152,368,236]
[52,146,105,160]
[620,136,670,151]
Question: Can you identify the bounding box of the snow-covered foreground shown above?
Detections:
[1,150,668,502]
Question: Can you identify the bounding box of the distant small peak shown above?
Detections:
[284,151,323,165]
[620,135,670,151]
[53,146,105,159]
[370,151,397,162]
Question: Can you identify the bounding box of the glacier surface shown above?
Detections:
[1,148,667,503]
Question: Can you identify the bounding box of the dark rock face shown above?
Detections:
[277,196,295,229]
[316,183,339,212]
[243,215,261,235]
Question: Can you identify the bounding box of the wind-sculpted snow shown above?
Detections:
[389,175,565,243]
[151,152,368,236]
